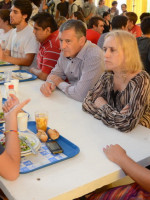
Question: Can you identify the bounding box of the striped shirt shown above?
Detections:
[49,40,104,102]
[82,71,150,132]
[37,30,60,74]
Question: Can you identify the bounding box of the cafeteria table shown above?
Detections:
[0,79,150,200]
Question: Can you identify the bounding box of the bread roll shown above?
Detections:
[37,130,48,142]
[47,129,59,140]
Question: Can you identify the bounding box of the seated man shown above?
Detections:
[86,16,104,44]
[0,0,11,9]
[30,12,60,81]
[126,12,142,38]
[40,19,104,102]
[0,0,38,71]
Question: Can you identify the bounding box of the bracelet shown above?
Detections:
[4,130,18,135]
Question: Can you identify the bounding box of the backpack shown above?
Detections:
[71,3,85,17]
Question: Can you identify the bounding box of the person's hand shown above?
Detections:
[120,104,129,114]
[40,82,55,97]
[50,75,64,86]
[94,97,107,108]
[3,94,30,120]
[103,144,127,165]
[3,94,20,113]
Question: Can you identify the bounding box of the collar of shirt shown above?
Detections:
[41,30,59,46]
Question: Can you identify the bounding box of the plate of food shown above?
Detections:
[0,61,14,66]
[0,112,4,124]
[12,72,32,80]
[0,132,41,156]
[19,132,41,156]
[0,73,4,81]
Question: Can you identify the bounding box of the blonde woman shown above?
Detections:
[83,30,150,132]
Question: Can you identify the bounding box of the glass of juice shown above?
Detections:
[35,111,48,132]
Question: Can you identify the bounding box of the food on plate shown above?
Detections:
[0,112,4,122]
[37,130,48,142]
[0,73,4,81]
[47,129,60,140]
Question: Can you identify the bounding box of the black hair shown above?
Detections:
[112,1,117,6]
[112,15,128,29]
[73,11,85,22]
[140,12,150,22]
[12,0,32,22]
[103,11,110,18]
[32,12,58,32]
[141,16,150,34]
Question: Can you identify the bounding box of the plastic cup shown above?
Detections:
[17,112,28,131]
[4,69,12,82]
[11,79,19,96]
[35,111,48,132]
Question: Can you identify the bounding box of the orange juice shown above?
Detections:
[35,112,48,132]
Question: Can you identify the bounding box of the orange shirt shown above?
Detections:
[86,29,100,44]
[128,25,142,38]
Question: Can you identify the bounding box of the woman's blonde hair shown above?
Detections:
[105,30,143,73]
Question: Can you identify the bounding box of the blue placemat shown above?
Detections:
[0,62,14,66]
[0,70,37,85]
[20,121,80,174]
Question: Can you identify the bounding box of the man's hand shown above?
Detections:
[40,82,56,97]
[49,75,64,86]
[94,97,107,108]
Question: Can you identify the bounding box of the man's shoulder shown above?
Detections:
[81,41,103,57]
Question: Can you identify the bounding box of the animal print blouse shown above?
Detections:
[82,71,150,132]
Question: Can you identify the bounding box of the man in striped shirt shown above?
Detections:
[30,12,60,81]
[40,19,104,102]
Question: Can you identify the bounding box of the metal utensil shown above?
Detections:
[20,136,37,155]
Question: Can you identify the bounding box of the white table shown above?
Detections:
[0,79,150,200]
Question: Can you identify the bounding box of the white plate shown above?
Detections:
[12,72,32,80]
[19,132,41,156]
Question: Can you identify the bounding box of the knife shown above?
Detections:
[20,136,37,155]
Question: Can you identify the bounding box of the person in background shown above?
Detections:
[68,0,78,19]
[0,9,13,50]
[56,16,67,28]
[108,1,119,22]
[0,94,30,181]
[140,12,150,23]
[72,11,85,23]
[0,0,38,71]
[95,0,109,17]
[126,12,142,38]
[0,0,11,9]
[103,11,111,33]
[82,0,96,24]
[42,0,55,16]
[137,17,150,75]
[83,30,150,132]
[29,0,41,26]
[30,12,60,81]
[86,16,104,44]
[97,15,128,48]
[120,3,127,16]
[40,19,104,102]
[55,0,69,19]
[86,144,150,199]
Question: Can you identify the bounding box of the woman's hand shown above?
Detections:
[94,97,107,108]
[103,144,127,165]
[3,94,30,118]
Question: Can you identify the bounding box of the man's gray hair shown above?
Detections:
[59,19,86,38]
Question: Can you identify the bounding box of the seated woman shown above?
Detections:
[82,30,150,132]
[0,94,30,180]
[87,144,150,199]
